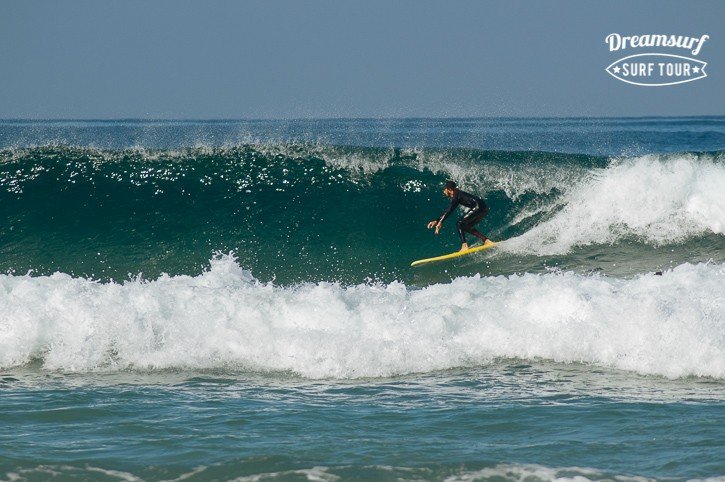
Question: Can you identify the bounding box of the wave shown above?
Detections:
[1,254,722,379]
[0,145,722,283]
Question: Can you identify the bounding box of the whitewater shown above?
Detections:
[2,255,723,379]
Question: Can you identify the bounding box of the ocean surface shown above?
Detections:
[0,117,723,481]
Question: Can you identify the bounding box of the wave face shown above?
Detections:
[1,255,722,379]
[1,145,723,284]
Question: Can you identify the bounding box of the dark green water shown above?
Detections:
[1,145,722,284]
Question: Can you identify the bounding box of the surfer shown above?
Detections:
[427,180,490,251]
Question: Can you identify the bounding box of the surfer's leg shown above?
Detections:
[461,207,489,243]
[455,217,468,244]
[467,227,489,243]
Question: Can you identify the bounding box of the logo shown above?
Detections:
[604,33,709,86]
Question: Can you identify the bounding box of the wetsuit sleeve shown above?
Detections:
[439,196,459,224]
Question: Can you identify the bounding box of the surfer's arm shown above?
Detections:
[427,198,457,234]
[438,197,459,224]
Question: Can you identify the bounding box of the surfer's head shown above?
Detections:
[443,180,457,197]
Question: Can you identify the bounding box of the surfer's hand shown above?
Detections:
[427,220,438,229]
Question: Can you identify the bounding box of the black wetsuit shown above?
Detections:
[438,189,490,243]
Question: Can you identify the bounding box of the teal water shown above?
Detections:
[2,364,724,481]
[0,118,724,481]
[1,145,722,284]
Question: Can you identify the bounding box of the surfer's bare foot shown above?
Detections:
[460,243,469,251]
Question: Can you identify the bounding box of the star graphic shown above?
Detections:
[693,66,700,73]
[612,66,621,73]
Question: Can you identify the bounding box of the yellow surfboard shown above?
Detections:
[411,241,498,267]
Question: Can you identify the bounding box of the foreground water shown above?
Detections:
[0,118,723,481]
[2,363,724,481]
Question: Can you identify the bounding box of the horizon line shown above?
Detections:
[1,114,724,123]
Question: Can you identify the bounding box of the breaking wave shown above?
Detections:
[0,145,722,283]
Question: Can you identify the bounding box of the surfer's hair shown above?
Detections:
[444,180,457,190]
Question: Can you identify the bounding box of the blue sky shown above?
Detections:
[1,0,723,118]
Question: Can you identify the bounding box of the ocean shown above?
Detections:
[0,117,723,481]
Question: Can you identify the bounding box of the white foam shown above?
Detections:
[445,463,653,482]
[5,463,655,482]
[1,255,723,379]
[505,154,725,254]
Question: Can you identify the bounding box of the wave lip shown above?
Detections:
[1,255,723,379]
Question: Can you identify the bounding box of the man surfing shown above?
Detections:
[427,180,491,252]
